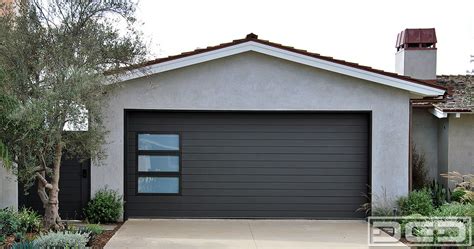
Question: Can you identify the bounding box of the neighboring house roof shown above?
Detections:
[108,33,445,97]
[435,75,474,112]
[413,75,474,113]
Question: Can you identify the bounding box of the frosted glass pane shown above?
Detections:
[138,177,179,194]
[138,134,179,150]
[138,155,179,172]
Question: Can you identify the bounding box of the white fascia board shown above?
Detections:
[109,41,445,96]
[429,108,448,118]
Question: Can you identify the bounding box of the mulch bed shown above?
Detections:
[87,222,123,248]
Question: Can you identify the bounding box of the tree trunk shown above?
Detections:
[37,142,64,230]
[43,187,63,230]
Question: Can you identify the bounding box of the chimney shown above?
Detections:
[395,28,437,80]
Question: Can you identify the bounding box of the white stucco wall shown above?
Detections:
[0,161,18,210]
[93,52,411,211]
[412,108,439,180]
[447,115,474,177]
[395,49,437,80]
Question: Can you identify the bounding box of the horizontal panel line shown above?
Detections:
[182,153,367,155]
[181,188,366,191]
[182,160,368,162]
[126,202,362,205]
[182,174,368,176]
[182,167,367,169]
[126,209,360,212]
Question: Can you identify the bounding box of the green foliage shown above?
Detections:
[412,145,430,190]
[428,180,449,208]
[433,203,474,218]
[452,188,467,202]
[84,188,122,223]
[0,0,146,221]
[33,231,90,248]
[0,207,41,241]
[10,241,36,249]
[84,223,104,236]
[0,208,21,236]
[397,189,434,216]
[17,208,42,233]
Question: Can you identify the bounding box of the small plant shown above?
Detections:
[84,188,122,223]
[0,208,21,236]
[397,188,434,216]
[17,208,42,233]
[33,231,90,248]
[441,171,474,204]
[412,146,430,190]
[451,188,467,202]
[84,223,104,236]
[10,241,36,249]
[357,186,397,216]
[428,180,449,208]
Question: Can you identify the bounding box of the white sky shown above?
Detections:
[136,0,474,75]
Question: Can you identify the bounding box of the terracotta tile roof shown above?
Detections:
[108,33,446,92]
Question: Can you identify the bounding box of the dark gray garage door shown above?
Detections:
[125,111,370,219]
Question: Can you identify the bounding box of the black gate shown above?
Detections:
[18,158,90,220]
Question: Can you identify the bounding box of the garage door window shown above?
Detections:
[137,134,181,195]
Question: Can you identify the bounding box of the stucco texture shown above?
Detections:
[412,109,439,180]
[92,52,411,213]
[0,162,18,210]
[447,115,474,176]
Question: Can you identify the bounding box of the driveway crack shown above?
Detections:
[248,221,259,249]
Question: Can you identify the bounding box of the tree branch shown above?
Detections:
[37,187,49,205]
[36,172,53,190]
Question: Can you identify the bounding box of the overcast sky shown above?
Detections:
[136,0,474,75]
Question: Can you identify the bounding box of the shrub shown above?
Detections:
[33,231,90,248]
[428,180,449,208]
[17,208,42,233]
[433,203,474,218]
[451,188,467,202]
[0,208,21,236]
[397,189,434,216]
[84,188,122,223]
[84,223,104,236]
[10,241,36,249]
[412,146,430,190]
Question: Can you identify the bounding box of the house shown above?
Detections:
[2,29,472,220]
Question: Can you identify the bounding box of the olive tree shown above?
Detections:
[0,0,146,229]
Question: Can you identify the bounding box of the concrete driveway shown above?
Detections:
[105,219,407,249]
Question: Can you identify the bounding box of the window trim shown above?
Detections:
[135,132,182,196]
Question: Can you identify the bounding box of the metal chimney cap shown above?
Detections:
[396,28,437,50]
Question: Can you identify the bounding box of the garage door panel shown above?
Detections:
[181,175,367,183]
[183,139,368,147]
[128,113,367,125]
[126,195,367,205]
[128,124,367,133]
[126,203,362,212]
[126,111,369,219]
[183,160,367,168]
[125,210,364,219]
[129,131,368,140]
[180,189,365,197]
[183,146,368,154]
[182,167,366,176]
[183,153,367,162]
[181,182,367,190]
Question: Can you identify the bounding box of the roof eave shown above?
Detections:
[107,40,445,97]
